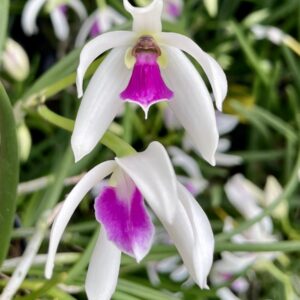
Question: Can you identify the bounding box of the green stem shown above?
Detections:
[37,105,135,157]
[96,0,106,9]
[215,241,300,253]
[230,21,269,86]
[281,217,300,240]
[231,100,298,142]
[259,261,294,299]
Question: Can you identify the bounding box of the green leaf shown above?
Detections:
[0,81,19,266]
[22,48,81,99]
[0,0,9,55]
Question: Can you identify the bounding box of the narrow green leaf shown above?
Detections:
[0,81,19,266]
[22,48,81,99]
[0,0,9,55]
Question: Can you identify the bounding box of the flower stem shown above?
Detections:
[37,105,135,157]
[215,241,300,253]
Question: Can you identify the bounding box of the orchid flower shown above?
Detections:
[75,6,126,47]
[73,0,227,165]
[168,146,208,197]
[162,0,183,21]
[208,174,282,299]
[210,250,253,300]
[21,0,87,41]
[251,24,300,57]
[225,174,277,244]
[1,39,30,81]
[183,111,242,166]
[45,142,214,300]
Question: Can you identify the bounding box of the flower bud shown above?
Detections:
[2,39,29,81]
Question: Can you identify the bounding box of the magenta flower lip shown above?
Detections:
[121,51,173,117]
[95,185,154,262]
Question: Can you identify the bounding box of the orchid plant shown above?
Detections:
[2,0,300,299]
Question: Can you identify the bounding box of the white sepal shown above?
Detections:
[50,8,70,41]
[123,0,163,33]
[68,0,87,20]
[21,0,46,35]
[162,47,219,165]
[71,48,130,162]
[85,229,121,300]
[75,11,98,47]
[177,183,214,288]
[76,31,135,97]
[159,32,228,111]
[45,161,116,279]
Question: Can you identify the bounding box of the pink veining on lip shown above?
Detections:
[120,35,173,115]
[90,20,101,37]
[94,185,154,261]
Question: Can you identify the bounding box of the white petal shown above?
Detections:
[162,47,219,165]
[225,175,275,240]
[72,48,130,162]
[106,6,126,26]
[217,288,241,300]
[21,0,46,35]
[123,0,163,33]
[68,0,87,20]
[264,176,282,207]
[176,183,214,288]
[85,229,121,300]
[45,161,116,279]
[215,153,243,167]
[170,265,189,282]
[168,146,201,179]
[225,174,261,218]
[163,106,182,130]
[50,8,70,41]
[99,7,126,33]
[217,138,231,153]
[159,32,228,111]
[216,112,239,135]
[75,12,98,47]
[116,142,179,223]
[76,31,135,97]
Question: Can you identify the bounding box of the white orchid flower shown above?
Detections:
[162,0,183,22]
[182,111,242,166]
[21,0,87,41]
[210,251,253,300]
[225,174,277,243]
[210,174,283,300]
[75,6,126,47]
[1,38,30,81]
[45,142,214,300]
[168,146,208,197]
[73,0,227,165]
